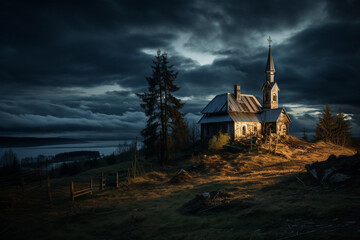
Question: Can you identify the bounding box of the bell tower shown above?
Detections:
[262,36,279,109]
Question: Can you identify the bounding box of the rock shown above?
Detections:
[169,169,192,184]
[201,192,210,199]
[328,173,351,183]
[305,154,360,185]
[185,163,205,173]
[179,190,234,214]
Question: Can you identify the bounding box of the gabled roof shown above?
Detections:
[201,93,262,114]
[198,114,233,124]
[198,112,260,124]
[198,107,291,124]
[258,107,291,123]
[261,81,279,92]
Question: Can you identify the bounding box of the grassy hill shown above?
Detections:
[0,136,359,240]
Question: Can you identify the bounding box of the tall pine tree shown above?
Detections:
[334,107,351,146]
[138,50,188,162]
[314,104,351,146]
[137,52,162,158]
[314,103,336,142]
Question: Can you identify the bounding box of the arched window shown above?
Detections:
[273,93,277,102]
[254,126,257,134]
[242,126,246,135]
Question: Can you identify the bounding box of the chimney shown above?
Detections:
[234,85,241,101]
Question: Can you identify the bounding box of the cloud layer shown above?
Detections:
[0,0,359,139]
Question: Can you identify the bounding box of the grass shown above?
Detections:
[0,136,359,239]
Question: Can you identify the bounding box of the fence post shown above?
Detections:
[100,172,105,190]
[70,181,74,201]
[274,135,279,154]
[250,131,253,152]
[100,172,103,190]
[90,177,93,195]
[127,168,131,183]
[268,135,272,153]
[47,175,52,203]
[116,172,119,189]
[39,169,42,187]
[133,137,137,178]
[21,176,25,194]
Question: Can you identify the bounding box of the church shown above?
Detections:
[199,38,291,140]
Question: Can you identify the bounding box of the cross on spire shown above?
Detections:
[267,36,272,48]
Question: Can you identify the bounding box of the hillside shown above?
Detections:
[0,136,359,240]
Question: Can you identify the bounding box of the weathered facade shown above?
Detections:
[199,39,291,140]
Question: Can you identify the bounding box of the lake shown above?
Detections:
[0,140,138,160]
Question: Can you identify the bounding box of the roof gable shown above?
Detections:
[201,93,228,114]
[201,93,262,114]
[258,107,291,123]
[261,81,279,92]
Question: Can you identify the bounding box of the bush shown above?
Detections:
[208,132,230,151]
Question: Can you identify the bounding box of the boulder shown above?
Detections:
[185,163,205,173]
[305,154,360,185]
[169,169,192,184]
[180,190,233,214]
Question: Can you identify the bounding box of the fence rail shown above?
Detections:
[70,178,93,201]
[1,160,145,205]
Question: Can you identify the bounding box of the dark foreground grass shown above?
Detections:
[0,138,359,240]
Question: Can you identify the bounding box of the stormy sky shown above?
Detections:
[0,0,359,140]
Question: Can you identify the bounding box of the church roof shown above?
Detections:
[198,112,260,124]
[261,81,279,91]
[265,47,275,72]
[200,93,262,114]
[198,107,291,124]
[258,108,291,123]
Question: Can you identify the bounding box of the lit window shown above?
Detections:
[273,93,277,102]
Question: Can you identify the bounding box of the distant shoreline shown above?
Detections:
[0,137,87,148]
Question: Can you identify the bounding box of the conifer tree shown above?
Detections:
[334,107,351,146]
[314,104,352,146]
[137,52,162,157]
[138,50,188,162]
[314,103,336,142]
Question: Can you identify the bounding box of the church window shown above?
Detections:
[273,93,277,102]
[242,126,246,135]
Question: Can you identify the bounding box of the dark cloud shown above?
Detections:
[0,0,359,139]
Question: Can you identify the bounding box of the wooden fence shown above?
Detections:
[0,169,43,192]
[1,161,144,205]
[100,172,106,190]
[70,178,93,201]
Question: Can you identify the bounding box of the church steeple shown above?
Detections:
[265,36,275,82]
[262,36,279,109]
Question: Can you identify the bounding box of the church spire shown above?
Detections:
[265,36,275,82]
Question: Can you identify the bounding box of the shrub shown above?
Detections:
[208,132,230,151]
